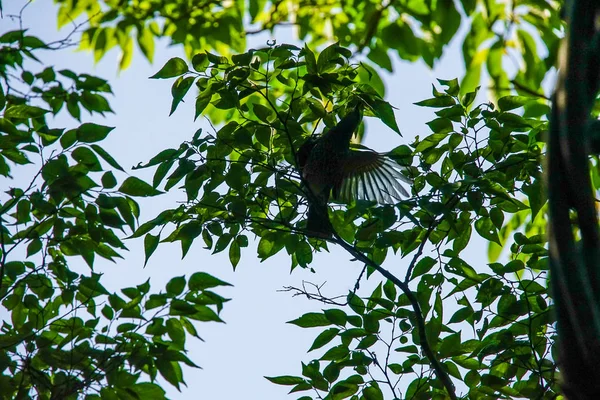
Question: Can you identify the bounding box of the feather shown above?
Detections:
[336,150,411,203]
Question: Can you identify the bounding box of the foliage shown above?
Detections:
[0,0,575,399]
[59,0,564,101]
[137,42,557,398]
[0,24,230,398]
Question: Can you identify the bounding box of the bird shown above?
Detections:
[297,104,412,238]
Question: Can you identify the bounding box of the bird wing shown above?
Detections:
[335,150,412,204]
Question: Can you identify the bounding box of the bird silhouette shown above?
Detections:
[297,105,412,237]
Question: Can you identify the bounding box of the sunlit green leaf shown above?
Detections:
[150,57,189,79]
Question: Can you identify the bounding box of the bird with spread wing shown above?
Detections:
[297,104,412,238]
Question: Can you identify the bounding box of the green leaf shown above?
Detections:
[166,276,186,296]
[324,309,347,326]
[367,45,392,72]
[474,217,501,244]
[80,276,110,297]
[188,305,223,322]
[320,344,349,360]
[137,26,155,63]
[323,361,340,383]
[232,51,253,66]
[439,332,462,357]
[461,87,479,108]
[371,100,401,135]
[23,35,46,49]
[150,57,189,79]
[170,299,197,315]
[170,76,195,115]
[253,103,274,123]
[117,322,137,333]
[453,355,481,370]
[295,240,313,267]
[395,345,419,353]
[132,383,166,399]
[257,233,284,260]
[438,78,460,96]
[265,376,306,385]
[0,118,18,135]
[448,307,472,324]
[27,238,42,256]
[411,256,436,279]
[192,53,209,72]
[363,313,380,333]
[72,146,101,170]
[177,221,203,258]
[195,92,212,120]
[498,95,533,111]
[383,280,397,301]
[303,44,317,74]
[357,335,378,349]
[363,384,384,400]
[156,359,183,389]
[347,293,366,315]
[60,129,77,148]
[414,95,456,108]
[188,272,232,291]
[76,123,114,143]
[144,233,160,266]
[425,119,453,135]
[504,259,525,273]
[66,95,81,120]
[358,62,385,97]
[0,30,25,44]
[101,171,117,188]
[229,239,241,269]
[522,180,546,220]
[288,312,331,328]
[453,225,471,253]
[309,328,340,351]
[5,104,49,118]
[488,241,503,263]
[339,328,368,338]
[211,233,231,254]
[205,51,228,65]
[461,49,487,95]
[490,207,504,229]
[80,91,113,114]
[119,177,162,197]
[317,42,346,73]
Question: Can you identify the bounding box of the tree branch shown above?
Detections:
[548,0,600,397]
[330,234,457,400]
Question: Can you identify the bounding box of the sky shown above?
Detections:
[1,1,481,398]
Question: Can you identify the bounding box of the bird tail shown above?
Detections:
[306,203,333,238]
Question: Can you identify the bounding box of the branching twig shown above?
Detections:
[280,281,346,306]
[330,233,458,400]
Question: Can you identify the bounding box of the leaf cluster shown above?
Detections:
[0,26,230,399]
[140,41,558,398]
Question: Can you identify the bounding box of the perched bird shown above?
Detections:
[297,105,412,237]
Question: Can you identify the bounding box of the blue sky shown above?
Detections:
[1,1,479,398]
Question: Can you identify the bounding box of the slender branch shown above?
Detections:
[366,349,398,397]
[330,234,457,400]
[279,281,346,305]
[548,0,600,398]
[404,222,437,283]
[357,0,396,53]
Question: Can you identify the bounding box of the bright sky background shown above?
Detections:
[1,1,486,398]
